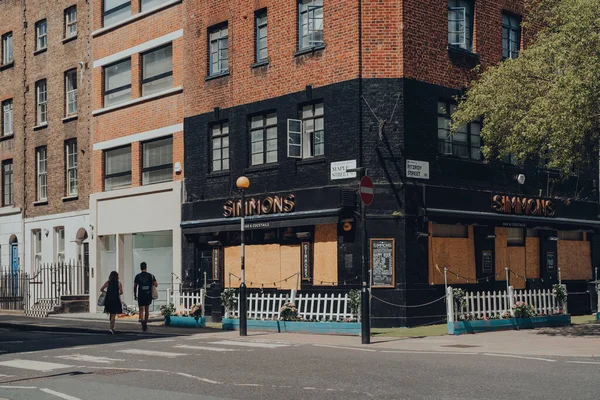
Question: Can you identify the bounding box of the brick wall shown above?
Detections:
[91,1,184,193]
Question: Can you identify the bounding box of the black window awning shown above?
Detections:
[426,208,600,229]
[181,208,342,234]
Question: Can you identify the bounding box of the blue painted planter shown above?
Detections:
[165,316,206,328]
[448,314,571,335]
[596,312,600,321]
[222,318,361,335]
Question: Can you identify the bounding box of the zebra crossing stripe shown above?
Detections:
[117,349,187,358]
[0,360,72,372]
[208,340,290,349]
[55,354,125,364]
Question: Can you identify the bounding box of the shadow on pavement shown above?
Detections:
[535,321,600,337]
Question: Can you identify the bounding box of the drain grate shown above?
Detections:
[441,344,481,349]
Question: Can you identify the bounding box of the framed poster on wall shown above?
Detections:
[370,238,395,288]
[482,251,493,274]
[301,242,312,281]
[546,252,555,272]
[212,247,221,280]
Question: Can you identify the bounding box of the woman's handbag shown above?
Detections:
[97,291,106,307]
[152,286,159,300]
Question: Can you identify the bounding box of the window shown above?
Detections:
[437,101,481,159]
[35,20,47,51]
[56,227,65,263]
[2,32,12,65]
[104,146,131,191]
[33,230,42,272]
[103,58,131,107]
[36,147,47,201]
[558,231,584,241]
[209,25,229,76]
[65,140,78,196]
[141,44,173,96]
[65,69,78,116]
[2,160,13,206]
[65,6,77,38]
[142,137,173,185]
[2,99,13,136]
[249,113,277,166]
[507,228,525,246]
[503,154,520,166]
[448,0,473,52]
[211,122,229,172]
[103,0,131,27]
[502,13,521,60]
[141,0,163,12]
[287,103,324,159]
[299,0,323,49]
[431,224,468,238]
[255,10,268,62]
[36,80,47,125]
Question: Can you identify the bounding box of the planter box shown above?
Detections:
[222,318,360,335]
[596,312,600,321]
[448,314,571,335]
[165,316,206,328]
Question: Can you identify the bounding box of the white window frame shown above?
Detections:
[65,69,78,116]
[36,80,47,125]
[299,0,324,50]
[448,7,467,48]
[36,20,47,51]
[55,227,65,264]
[2,160,13,207]
[287,119,302,159]
[287,103,324,159]
[2,99,13,136]
[211,122,229,172]
[66,140,78,196]
[65,6,77,38]
[502,13,521,60]
[32,230,42,272]
[209,25,229,76]
[36,147,47,201]
[2,32,13,65]
[250,113,277,166]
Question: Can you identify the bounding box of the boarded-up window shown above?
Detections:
[431,224,468,238]
[558,231,584,241]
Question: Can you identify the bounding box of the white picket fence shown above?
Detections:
[447,285,565,321]
[230,291,354,321]
[170,289,205,315]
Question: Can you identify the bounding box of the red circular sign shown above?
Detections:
[359,176,374,205]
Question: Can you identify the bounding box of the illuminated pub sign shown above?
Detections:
[492,194,555,217]
[223,194,296,218]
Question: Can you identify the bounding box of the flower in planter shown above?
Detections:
[190,304,203,321]
[512,301,534,318]
[279,302,299,321]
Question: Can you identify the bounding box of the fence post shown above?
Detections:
[446,286,454,322]
[290,289,296,304]
[561,284,568,315]
[508,286,515,317]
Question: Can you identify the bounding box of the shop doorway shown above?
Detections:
[474,226,495,288]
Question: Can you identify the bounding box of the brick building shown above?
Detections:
[181,0,599,326]
[88,0,185,312]
[0,0,91,274]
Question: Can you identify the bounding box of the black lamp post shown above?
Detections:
[236,176,250,336]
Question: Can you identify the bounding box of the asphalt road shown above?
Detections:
[0,326,598,400]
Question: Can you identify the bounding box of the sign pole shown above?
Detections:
[361,192,370,344]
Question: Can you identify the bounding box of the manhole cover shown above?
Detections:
[441,344,481,349]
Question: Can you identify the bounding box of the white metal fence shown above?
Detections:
[447,285,566,321]
[230,291,355,321]
[170,289,205,315]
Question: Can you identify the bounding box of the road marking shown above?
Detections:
[117,349,187,358]
[0,360,73,372]
[0,385,37,389]
[380,350,479,355]
[56,354,125,364]
[175,372,222,385]
[566,361,600,365]
[148,339,175,343]
[40,388,81,400]
[483,353,557,362]
[313,344,377,352]
[174,345,241,352]
[209,340,289,349]
[0,375,12,378]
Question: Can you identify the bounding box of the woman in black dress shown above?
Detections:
[100,271,123,334]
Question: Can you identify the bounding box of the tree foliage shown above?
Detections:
[451,0,600,176]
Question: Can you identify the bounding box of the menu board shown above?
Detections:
[482,251,492,274]
[212,248,221,280]
[301,242,312,281]
[546,252,555,271]
[370,239,395,288]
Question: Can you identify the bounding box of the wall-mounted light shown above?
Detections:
[549,236,559,241]
[43,229,49,237]
[296,232,311,239]
[208,240,222,246]
[343,222,353,232]
[416,232,429,239]
[174,162,182,173]
[486,234,496,239]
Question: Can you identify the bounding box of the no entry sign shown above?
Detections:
[359,176,374,205]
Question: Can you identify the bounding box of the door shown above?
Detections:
[83,243,90,294]
[10,243,18,293]
[474,226,495,289]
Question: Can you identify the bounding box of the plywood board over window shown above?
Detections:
[224,244,282,289]
[558,240,592,280]
[429,223,476,285]
[494,227,507,281]
[525,237,540,279]
[508,246,526,289]
[280,245,300,290]
[313,224,338,285]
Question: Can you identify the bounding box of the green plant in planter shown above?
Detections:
[348,289,361,320]
[190,303,203,322]
[220,288,238,317]
[279,302,299,321]
[160,303,176,318]
[512,301,534,318]
[453,288,466,317]
[553,284,567,304]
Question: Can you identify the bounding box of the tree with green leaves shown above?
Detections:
[451,0,600,176]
